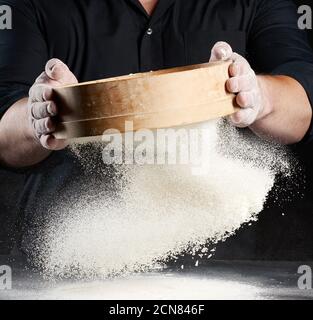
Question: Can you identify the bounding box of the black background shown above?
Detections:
[1,1,313,260]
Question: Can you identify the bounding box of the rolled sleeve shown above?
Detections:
[249,0,313,142]
[0,0,48,119]
[0,85,29,118]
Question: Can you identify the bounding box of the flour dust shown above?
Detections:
[30,120,295,279]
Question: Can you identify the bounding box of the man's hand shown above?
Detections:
[210,42,264,128]
[28,59,78,150]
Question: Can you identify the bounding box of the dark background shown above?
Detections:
[1,1,313,260]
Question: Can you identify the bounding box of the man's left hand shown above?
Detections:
[210,42,264,128]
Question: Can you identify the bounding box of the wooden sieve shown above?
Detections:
[53,61,236,140]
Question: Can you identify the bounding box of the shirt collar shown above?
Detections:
[126,0,176,23]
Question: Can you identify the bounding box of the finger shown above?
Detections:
[229,108,258,128]
[230,52,247,63]
[35,72,49,84]
[30,101,57,120]
[229,60,251,77]
[226,73,256,93]
[210,42,233,62]
[29,84,53,102]
[35,71,60,87]
[33,118,56,137]
[40,135,69,150]
[236,91,255,109]
[45,58,78,85]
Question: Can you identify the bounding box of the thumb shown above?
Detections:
[45,58,78,85]
[210,42,233,62]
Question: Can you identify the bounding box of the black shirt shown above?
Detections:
[1,0,313,253]
[1,0,313,117]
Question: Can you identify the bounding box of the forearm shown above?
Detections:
[0,98,52,168]
[250,75,312,145]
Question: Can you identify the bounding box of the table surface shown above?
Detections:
[0,257,312,300]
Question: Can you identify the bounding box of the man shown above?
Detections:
[0,0,313,254]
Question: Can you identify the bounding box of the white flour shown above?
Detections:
[32,120,293,279]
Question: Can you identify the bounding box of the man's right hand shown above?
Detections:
[28,59,78,150]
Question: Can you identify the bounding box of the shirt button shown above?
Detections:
[146,28,153,35]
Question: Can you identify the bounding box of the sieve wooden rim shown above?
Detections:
[53,61,237,140]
